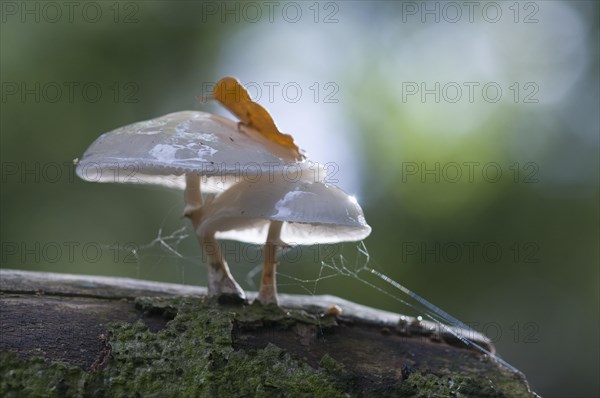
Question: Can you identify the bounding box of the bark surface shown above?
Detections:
[0,269,537,397]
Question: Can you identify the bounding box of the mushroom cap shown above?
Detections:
[200,177,371,245]
[76,111,309,192]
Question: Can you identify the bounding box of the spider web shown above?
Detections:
[105,210,519,374]
[97,205,194,283]
[271,241,519,373]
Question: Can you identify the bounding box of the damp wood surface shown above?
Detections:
[0,269,537,397]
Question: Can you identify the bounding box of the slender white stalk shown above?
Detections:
[257,220,284,305]
[184,173,245,299]
[201,232,244,297]
[184,173,203,216]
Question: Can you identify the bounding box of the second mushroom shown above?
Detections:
[191,170,371,305]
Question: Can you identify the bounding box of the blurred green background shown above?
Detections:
[1,1,598,396]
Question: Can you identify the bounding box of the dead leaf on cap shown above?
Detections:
[213,77,303,161]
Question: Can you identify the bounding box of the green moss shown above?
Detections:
[231,300,338,329]
[208,344,346,397]
[398,373,505,397]
[1,297,347,397]
[0,297,535,397]
[0,354,86,398]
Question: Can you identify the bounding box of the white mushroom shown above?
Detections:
[76,111,316,300]
[75,111,301,191]
[197,174,372,305]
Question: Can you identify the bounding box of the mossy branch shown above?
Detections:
[0,269,537,397]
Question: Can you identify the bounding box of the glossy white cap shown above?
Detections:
[200,176,371,245]
[75,111,312,192]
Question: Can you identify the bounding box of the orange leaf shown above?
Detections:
[213,77,303,161]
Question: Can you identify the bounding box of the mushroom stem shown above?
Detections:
[257,220,284,305]
[201,232,245,298]
[184,172,245,300]
[184,173,203,216]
